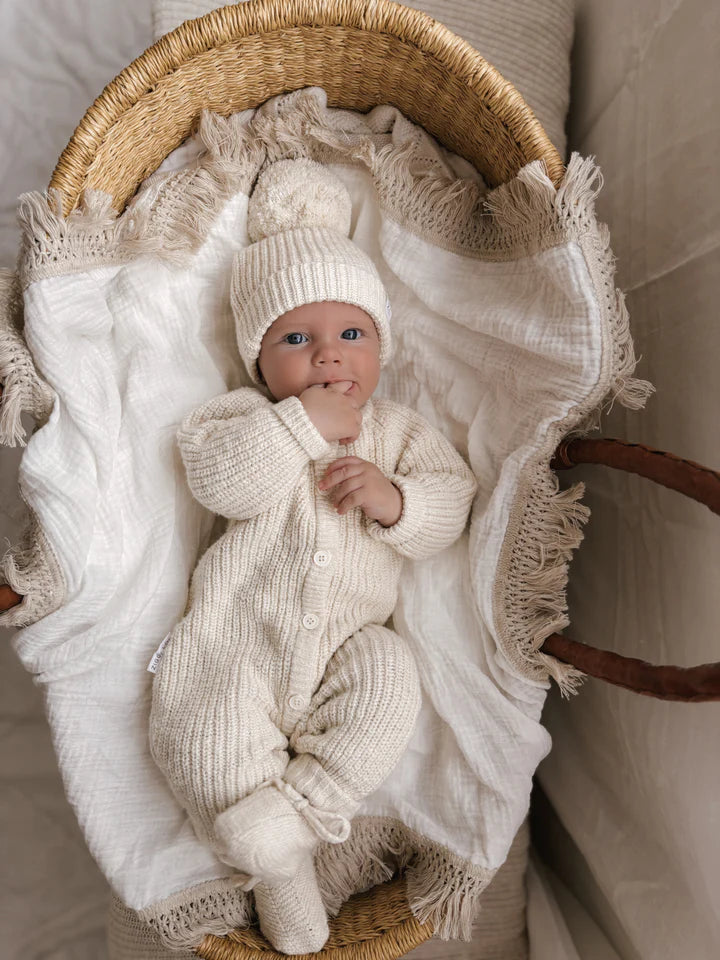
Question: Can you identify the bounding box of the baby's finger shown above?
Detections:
[328,477,365,505]
[322,455,363,474]
[324,380,354,394]
[319,461,365,491]
[319,456,363,486]
[336,488,366,515]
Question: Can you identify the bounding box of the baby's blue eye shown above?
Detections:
[341,328,362,340]
[284,332,308,345]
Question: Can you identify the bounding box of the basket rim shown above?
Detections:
[49,0,564,209]
[195,875,435,960]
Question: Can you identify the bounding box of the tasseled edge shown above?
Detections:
[0,271,64,626]
[607,286,655,411]
[494,464,592,697]
[17,112,265,286]
[485,153,654,695]
[124,112,265,266]
[138,877,254,951]
[404,849,491,940]
[314,824,398,916]
[482,151,605,242]
[138,817,495,950]
[0,269,54,446]
[484,152,654,417]
[0,499,66,628]
[38,89,488,275]
[16,184,164,289]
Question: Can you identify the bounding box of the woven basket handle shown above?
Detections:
[542,438,720,701]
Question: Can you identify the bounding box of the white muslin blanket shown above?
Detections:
[0,89,649,948]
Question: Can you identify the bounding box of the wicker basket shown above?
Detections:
[51,0,562,212]
[48,2,562,957]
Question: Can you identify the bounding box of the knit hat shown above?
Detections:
[231,157,392,385]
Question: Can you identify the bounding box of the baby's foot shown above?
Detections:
[213,781,319,886]
[253,853,329,955]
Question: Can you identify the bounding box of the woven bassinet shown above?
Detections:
[15,0,720,958]
[44,1,544,959]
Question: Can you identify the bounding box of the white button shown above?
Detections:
[313,550,331,567]
[287,694,308,711]
[302,613,319,629]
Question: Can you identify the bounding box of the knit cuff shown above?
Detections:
[364,475,427,551]
[272,395,334,461]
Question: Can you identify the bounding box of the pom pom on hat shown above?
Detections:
[247,158,352,242]
[231,158,392,386]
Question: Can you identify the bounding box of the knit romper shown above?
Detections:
[149,387,477,858]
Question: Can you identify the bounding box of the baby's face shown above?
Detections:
[257,301,381,406]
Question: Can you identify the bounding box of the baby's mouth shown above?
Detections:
[318,379,356,393]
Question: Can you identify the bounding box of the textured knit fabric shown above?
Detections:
[247,158,353,243]
[231,221,393,385]
[149,388,477,861]
[253,854,330,954]
[231,157,392,387]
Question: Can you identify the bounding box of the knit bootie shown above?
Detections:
[213,780,322,886]
[253,853,330,955]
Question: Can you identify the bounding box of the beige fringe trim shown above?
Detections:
[482,153,654,417]
[138,876,254,951]
[124,111,264,266]
[0,271,64,627]
[0,491,66,628]
[494,465,590,696]
[16,188,153,288]
[486,154,653,692]
[18,112,264,288]
[0,269,54,446]
[139,816,493,950]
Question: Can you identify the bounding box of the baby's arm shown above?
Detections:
[363,407,477,560]
[178,387,333,519]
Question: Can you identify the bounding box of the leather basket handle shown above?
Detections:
[2,436,718,700]
[542,438,720,701]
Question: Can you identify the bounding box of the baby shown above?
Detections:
[148,158,477,954]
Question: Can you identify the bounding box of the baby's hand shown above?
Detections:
[300,382,362,444]
[318,456,403,527]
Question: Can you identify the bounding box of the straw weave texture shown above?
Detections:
[50,0,562,214]
[197,878,433,959]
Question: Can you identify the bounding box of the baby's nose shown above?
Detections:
[313,343,342,364]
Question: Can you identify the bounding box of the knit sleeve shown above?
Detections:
[177,387,333,519]
[365,408,477,560]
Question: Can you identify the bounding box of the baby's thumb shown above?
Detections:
[324,380,354,395]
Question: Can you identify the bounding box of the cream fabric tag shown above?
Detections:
[147,635,171,674]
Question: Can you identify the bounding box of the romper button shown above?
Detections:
[302,613,319,629]
[313,550,331,566]
[287,694,308,711]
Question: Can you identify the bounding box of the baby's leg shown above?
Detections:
[210,624,420,879]
[285,622,421,820]
[149,650,291,857]
[211,625,420,956]
[252,853,329,954]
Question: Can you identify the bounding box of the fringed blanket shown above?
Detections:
[0,88,650,949]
